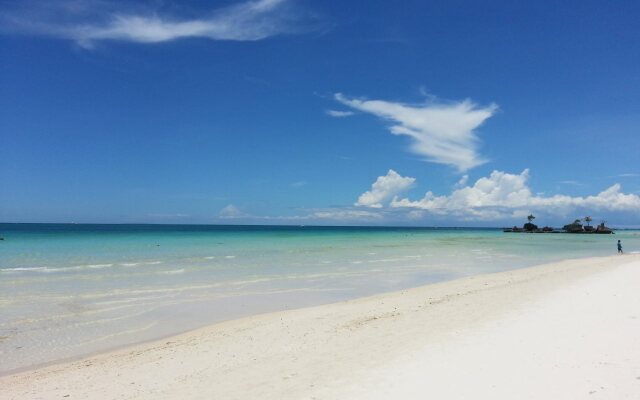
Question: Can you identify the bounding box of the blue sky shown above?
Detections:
[1,0,639,226]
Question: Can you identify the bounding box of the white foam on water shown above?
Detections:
[120,261,162,267]
[0,267,49,273]
[157,269,185,275]
[0,264,115,273]
[368,258,405,263]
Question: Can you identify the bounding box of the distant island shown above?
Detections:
[503,214,613,234]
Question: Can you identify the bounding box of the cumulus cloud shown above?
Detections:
[325,109,355,118]
[219,204,247,218]
[335,93,497,172]
[355,169,415,208]
[0,0,314,47]
[387,169,640,220]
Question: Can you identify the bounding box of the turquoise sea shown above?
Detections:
[1,223,638,374]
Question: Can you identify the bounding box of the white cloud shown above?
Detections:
[456,174,469,186]
[291,180,307,188]
[219,204,246,218]
[387,169,640,220]
[355,169,415,208]
[215,169,640,224]
[325,109,355,118]
[1,0,312,47]
[335,93,497,172]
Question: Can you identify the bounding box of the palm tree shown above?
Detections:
[584,216,592,227]
[527,214,535,223]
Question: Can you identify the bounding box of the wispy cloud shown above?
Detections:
[335,93,498,172]
[456,175,469,187]
[305,209,384,221]
[291,180,308,188]
[325,109,355,118]
[217,206,384,222]
[147,213,189,217]
[0,0,316,48]
[558,180,585,186]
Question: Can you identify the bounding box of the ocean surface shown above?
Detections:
[1,223,638,374]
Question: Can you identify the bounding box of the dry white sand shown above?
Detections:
[2,255,639,399]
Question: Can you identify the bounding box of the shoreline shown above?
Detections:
[0,254,613,377]
[2,254,638,399]
[3,225,635,376]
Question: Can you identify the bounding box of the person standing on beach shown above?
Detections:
[617,240,623,254]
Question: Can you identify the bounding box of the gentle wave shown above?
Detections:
[1,255,249,275]
[1,260,163,274]
[0,264,114,273]
[120,261,162,267]
[156,269,185,275]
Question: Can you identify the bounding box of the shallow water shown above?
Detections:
[1,223,638,373]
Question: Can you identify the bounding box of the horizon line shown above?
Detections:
[0,222,636,230]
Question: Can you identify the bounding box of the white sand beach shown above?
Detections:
[2,254,639,400]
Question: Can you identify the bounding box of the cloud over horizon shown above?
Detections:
[218,206,384,222]
[0,0,314,48]
[215,168,640,224]
[219,204,247,218]
[335,93,497,172]
[357,169,640,221]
